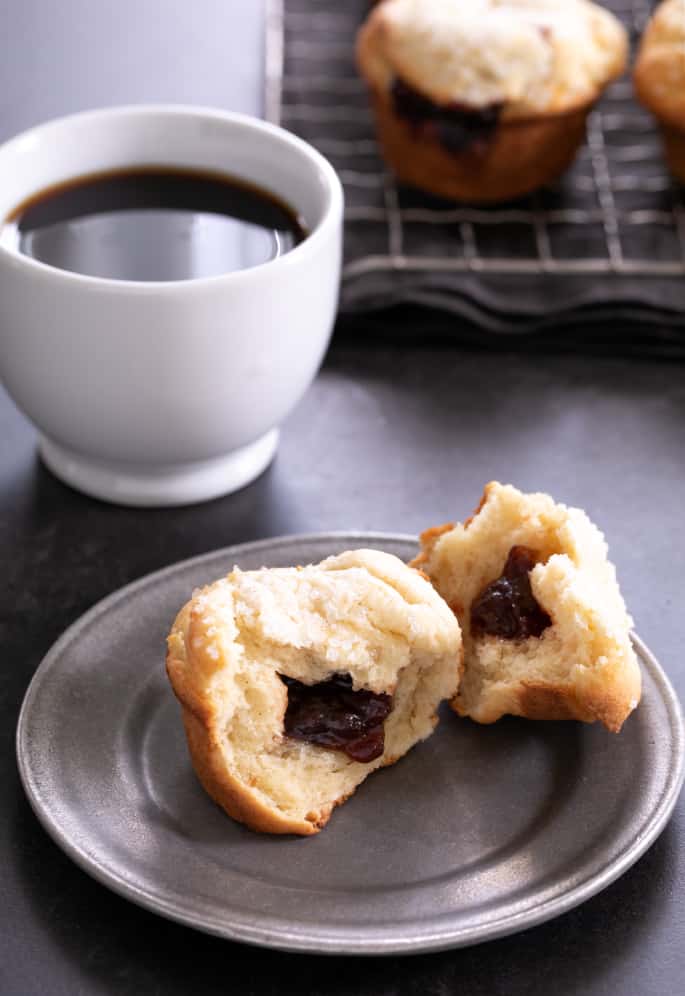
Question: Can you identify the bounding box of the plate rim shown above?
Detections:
[16,531,685,955]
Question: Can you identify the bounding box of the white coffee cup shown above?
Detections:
[0,105,343,506]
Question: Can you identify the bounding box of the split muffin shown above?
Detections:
[412,482,641,731]
[166,549,462,835]
[357,0,628,202]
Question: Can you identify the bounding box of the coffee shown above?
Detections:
[2,166,306,281]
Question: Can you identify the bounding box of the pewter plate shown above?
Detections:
[16,534,685,955]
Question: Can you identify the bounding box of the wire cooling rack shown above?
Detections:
[266,0,685,288]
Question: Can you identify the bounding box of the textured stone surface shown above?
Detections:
[3,341,685,993]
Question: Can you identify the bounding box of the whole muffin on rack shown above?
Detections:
[356,0,628,203]
[634,0,685,184]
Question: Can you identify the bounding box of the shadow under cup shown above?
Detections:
[0,106,343,506]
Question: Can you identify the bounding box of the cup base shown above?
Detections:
[39,430,279,507]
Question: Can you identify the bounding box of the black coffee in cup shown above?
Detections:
[3,166,306,281]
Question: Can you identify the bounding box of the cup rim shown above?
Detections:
[0,104,344,293]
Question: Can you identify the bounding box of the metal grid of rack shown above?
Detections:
[268,0,685,282]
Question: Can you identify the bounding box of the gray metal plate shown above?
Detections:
[16,534,685,955]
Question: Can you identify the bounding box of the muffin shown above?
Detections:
[357,0,628,202]
[634,0,685,183]
[166,549,462,835]
[411,483,641,731]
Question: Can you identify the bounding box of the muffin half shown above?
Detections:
[412,483,641,731]
[357,0,628,202]
[166,549,462,835]
[634,0,685,184]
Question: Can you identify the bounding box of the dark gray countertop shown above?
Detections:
[2,2,684,993]
[3,344,685,995]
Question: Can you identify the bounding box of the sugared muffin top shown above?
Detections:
[634,0,685,128]
[358,0,628,119]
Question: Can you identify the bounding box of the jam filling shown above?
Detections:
[391,77,502,155]
[471,546,552,639]
[280,673,392,763]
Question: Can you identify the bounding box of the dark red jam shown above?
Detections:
[391,77,502,155]
[280,673,392,763]
[470,546,552,639]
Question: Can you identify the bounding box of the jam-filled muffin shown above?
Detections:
[634,0,685,184]
[166,549,462,835]
[357,0,628,202]
[411,483,641,731]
